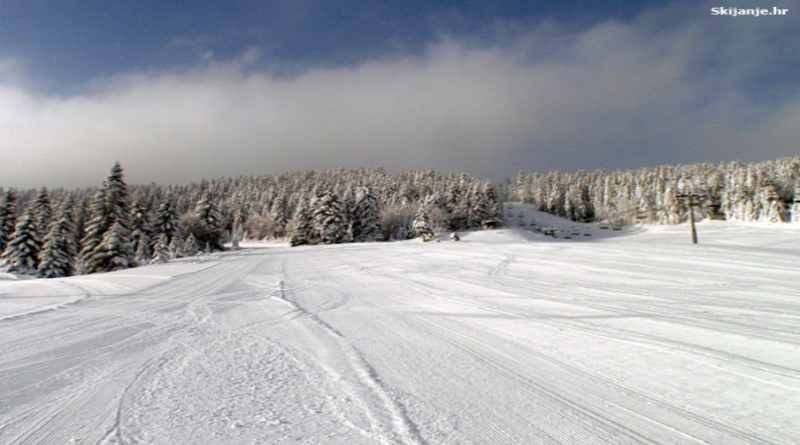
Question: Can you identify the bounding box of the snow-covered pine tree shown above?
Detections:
[73,198,89,246]
[0,208,41,275]
[106,162,132,226]
[129,199,150,258]
[760,184,787,222]
[79,189,110,273]
[289,198,312,247]
[168,235,185,259]
[0,190,17,254]
[151,196,179,246]
[134,231,153,265]
[152,233,170,263]
[193,192,224,251]
[33,188,53,234]
[80,163,136,273]
[469,184,491,229]
[341,185,356,225]
[60,196,80,255]
[482,180,502,222]
[311,191,350,244]
[96,220,136,271]
[271,195,289,238]
[38,205,77,278]
[351,186,383,242]
[184,233,201,256]
[412,206,435,241]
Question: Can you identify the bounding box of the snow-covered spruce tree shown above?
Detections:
[184,233,201,256]
[482,180,503,222]
[271,195,289,238]
[168,235,185,259]
[79,189,110,273]
[134,231,153,265]
[73,198,89,246]
[352,186,383,242]
[759,183,787,223]
[0,208,41,275]
[468,184,492,229]
[190,192,224,251]
[152,233,170,263]
[38,205,77,278]
[80,163,136,274]
[0,190,17,254]
[129,199,150,258]
[311,191,350,244]
[412,206,435,241]
[95,220,135,272]
[33,188,53,235]
[289,198,312,247]
[151,196,179,246]
[39,198,77,278]
[102,162,134,238]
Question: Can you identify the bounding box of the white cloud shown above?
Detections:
[1,4,798,188]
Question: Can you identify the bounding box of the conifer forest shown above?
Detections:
[1,156,799,278]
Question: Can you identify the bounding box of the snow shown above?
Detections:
[2,204,800,444]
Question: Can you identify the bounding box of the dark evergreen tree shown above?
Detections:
[73,198,89,245]
[33,188,53,234]
[289,198,312,247]
[468,184,492,229]
[1,208,41,275]
[0,190,17,254]
[129,199,150,257]
[151,196,180,245]
[152,233,170,263]
[79,189,110,273]
[184,233,201,256]
[93,220,135,271]
[168,235,185,258]
[482,180,502,221]
[106,162,132,226]
[38,204,77,278]
[311,191,350,244]
[352,186,383,242]
[80,163,136,274]
[190,192,224,251]
[271,195,289,238]
[134,231,153,265]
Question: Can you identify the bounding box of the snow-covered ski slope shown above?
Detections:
[2,204,800,445]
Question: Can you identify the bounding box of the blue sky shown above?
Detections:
[0,0,797,187]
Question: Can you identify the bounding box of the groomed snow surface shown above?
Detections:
[2,204,800,444]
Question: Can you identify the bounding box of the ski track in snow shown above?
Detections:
[2,206,800,444]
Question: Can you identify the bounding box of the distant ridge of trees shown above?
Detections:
[503,156,800,226]
[0,156,798,278]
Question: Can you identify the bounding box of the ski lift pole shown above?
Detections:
[687,194,698,244]
[675,192,699,244]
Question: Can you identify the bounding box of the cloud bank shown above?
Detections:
[1,4,798,188]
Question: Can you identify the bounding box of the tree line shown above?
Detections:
[1,156,798,278]
[503,157,800,225]
[0,164,501,277]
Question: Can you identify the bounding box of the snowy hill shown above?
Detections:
[1,215,799,444]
